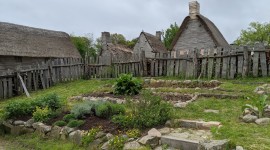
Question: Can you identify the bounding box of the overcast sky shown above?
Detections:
[0,0,269,44]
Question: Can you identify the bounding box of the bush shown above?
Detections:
[112,91,173,129]
[82,127,101,146]
[108,135,127,150]
[113,74,142,95]
[95,102,125,118]
[32,93,62,110]
[126,129,141,138]
[4,100,33,119]
[67,120,85,128]
[71,101,96,119]
[32,106,51,122]
[63,114,76,122]
[53,120,67,127]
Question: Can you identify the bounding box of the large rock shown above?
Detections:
[158,127,171,135]
[198,140,229,150]
[148,128,161,137]
[204,109,219,114]
[101,141,109,150]
[242,114,258,123]
[88,138,102,149]
[60,126,75,140]
[13,120,25,126]
[236,146,244,150]
[161,135,199,150]
[255,118,270,125]
[25,119,35,128]
[49,126,62,139]
[35,124,51,136]
[123,141,142,150]
[32,122,44,129]
[138,135,159,148]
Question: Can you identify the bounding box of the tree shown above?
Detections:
[235,22,270,46]
[70,34,97,58]
[111,33,127,45]
[163,23,179,49]
[126,38,138,49]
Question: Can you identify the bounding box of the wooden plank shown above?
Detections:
[17,73,31,98]
[207,48,214,79]
[175,52,180,76]
[159,53,163,76]
[154,54,159,76]
[3,78,7,99]
[201,49,208,78]
[151,59,155,77]
[253,51,259,77]
[179,51,187,78]
[27,71,32,91]
[242,46,249,77]
[222,48,229,78]
[229,48,237,79]
[8,78,12,98]
[186,50,194,78]
[237,47,244,77]
[0,79,3,100]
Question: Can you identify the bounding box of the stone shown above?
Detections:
[36,124,51,135]
[236,146,244,150]
[165,120,173,127]
[32,122,44,129]
[10,125,34,135]
[148,128,161,137]
[69,130,83,145]
[161,135,199,150]
[101,141,109,150]
[174,102,188,108]
[62,126,75,134]
[204,109,219,114]
[25,119,35,128]
[263,108,270,118]
[198,140,229,150]
[123,141,142,150]
[13,120,25,126]
[158,127,171,135]
[106,133,113,140]
[195,87,201,90]
[138,135,159,148]
[69,96,83,101]
[49,126,62,139]
[257,91,265,95]
[144,79,151,84]
[183,80,192,84]
[255,118,270,125]
[95,131,106,139]
[88,138,102,149]
[242,114,258,123]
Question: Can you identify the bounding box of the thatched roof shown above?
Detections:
[170,15,229,50]
[100,43,133,56]
[142,32,167,53]
[0,22,81,58]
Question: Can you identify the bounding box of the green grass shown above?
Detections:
[1,77,270,149]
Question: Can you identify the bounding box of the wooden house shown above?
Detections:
[99,32,133,64]
[0,22,81,75]
[171,1,229,55]
[133,31,167,58]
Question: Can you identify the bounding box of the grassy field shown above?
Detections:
[0,78,270,150]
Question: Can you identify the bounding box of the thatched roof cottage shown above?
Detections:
[133,31,167,58]
[0,22,81,73]
[171,1,229,54]
[99,32,133,64]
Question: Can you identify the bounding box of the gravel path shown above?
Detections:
[0,140,6,150]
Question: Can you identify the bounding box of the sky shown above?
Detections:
[0,0,269,44]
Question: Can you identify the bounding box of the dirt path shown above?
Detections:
[0,140,6,150]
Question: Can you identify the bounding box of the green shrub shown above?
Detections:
[108,135,127,150]
[242,95,269,118]
[63,114,76,122]
[71,101,96,119]
[32,93,62,110]
[82,127,101,146]
[112,91,173,129]
[4,100,33,119]
[126,129,141,138]
[32,106,51,122]
[53,120,67,127]
[67,120,85,128]
[95,102,125,118]
[113,74,142,95]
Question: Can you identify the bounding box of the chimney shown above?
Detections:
[101,32,111,45]
[156,31,162,41]
[189,0,200,19]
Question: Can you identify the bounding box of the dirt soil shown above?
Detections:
[145,81,221,88]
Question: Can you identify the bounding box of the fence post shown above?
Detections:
[140,50,146,77]
[242,46,249,77]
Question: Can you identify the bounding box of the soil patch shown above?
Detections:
[83,92,140,100]
[46,112,69,126]
[145,81,221,89]
[15,115,32,122]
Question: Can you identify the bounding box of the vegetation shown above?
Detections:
[235,22,270,46]
[32,106,51,122]
[242,95,268,118]
[95,102,125,118]
[163,22,179,49]
[63,114,76,122]
[110,33,138,49]
[81,127,101,146]
[66,120,85,128]
[70,101,95,118]
[53,120,67,127]
[108,135,127,150]
[71,34,97,58]
[126,129,141,138]
[113,74,142,95]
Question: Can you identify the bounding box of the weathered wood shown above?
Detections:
[17,73,31,98]
[155,53,159,76]
[201,49,208,78]
[215,47,222,78]
[0,79,3,99]
[253,51,259,77]
[229,48,237,79]
[237,47,244,77]
[186,50,194,78]
[222,48,229,78]
[175,52,180,76]
[242,46,249,77]
[179,51,187,78]
[207,48,214,79]
[3,78,7,99]
[8,78,12,98]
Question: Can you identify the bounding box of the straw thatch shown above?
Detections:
[142,32,167,53]
[0,22,81,58]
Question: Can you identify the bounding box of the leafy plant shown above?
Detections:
[70,101,95,119]
[82,127,101,146]
[53,120,67,127]
[32,106,51,122]
[242,95,268,118]
[32,93,62,110]
[126,129,141,138]
[63,114,76,122]
[95,102,125,118]
[113,74,142,95]
[108,135,127,150]
[67,120,85,128]
[3,100,33,119]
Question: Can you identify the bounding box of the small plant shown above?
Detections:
[32,93,62,110]
[242,95,268,118]
[63,114,76,122]
[67,120,85,128]
[126,129,141,138]
[113,74,142,95]
[95,102,125,118]
[71,101,95,119]
[108,135,127,150]
[82,127,101,146]
[4,100,33,119]
[32,106,51,122]
[53,120,67,127]
[112,114,134,128]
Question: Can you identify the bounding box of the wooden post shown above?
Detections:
[140,50,147,76]
[17,73,31,98]
[242,46,249,77]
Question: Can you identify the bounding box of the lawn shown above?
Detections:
[0,77,270,150]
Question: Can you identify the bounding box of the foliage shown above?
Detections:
[113,74,142,95]
[95,102,125,118]
[53,120,67,127]
[32,106,51,122]
[235,22,270,46]
[81,127,101,146]
[70,101,95,119]
[242,95,268,118]
[163,22,179,49]
[33,93,62,111]
[126,38,138,49]
[63,114,76,122]
[71,34,97,58]
[108,135,127,150]
[112,91,173,129]
[67,120,85,128]
[126,129,141,138]
[110,33,138,49]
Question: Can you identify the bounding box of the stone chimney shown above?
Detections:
[101,32,111,45]
[156,31,162,41]
[189,0,200,19]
